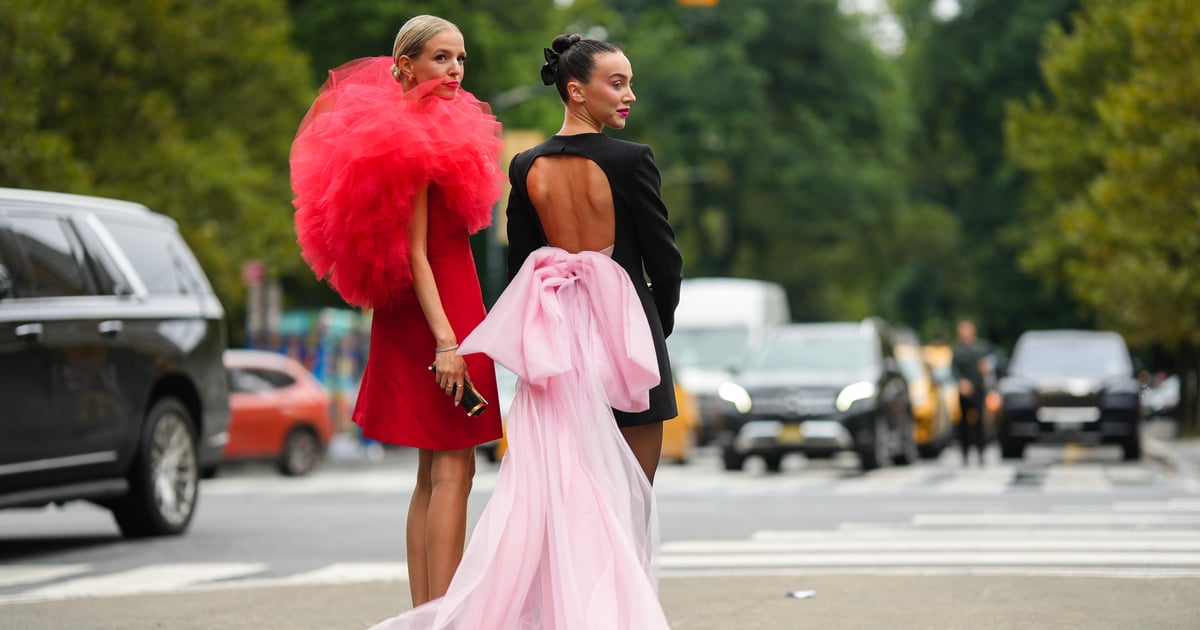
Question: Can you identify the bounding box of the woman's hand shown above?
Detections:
[432,351,469,405]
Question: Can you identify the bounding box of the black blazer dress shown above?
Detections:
[505,133,683,425]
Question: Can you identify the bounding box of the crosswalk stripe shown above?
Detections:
[278,562,408,585]
[659,551,1200,569]
[910,513,1200,527]
[663,539,1200,553]
[0,565,90,589]
[753,528,1200,541]
[2,563,266,603]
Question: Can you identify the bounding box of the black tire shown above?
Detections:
[201,465,219,479]
[111,397,199,538]
[1000,437,1025,460]
[762,453,784,473]
[858,417,887,472]
[278,428,322,477]
[1122,433,1142,461]
[893,418,919,466]
[722,446,746,471]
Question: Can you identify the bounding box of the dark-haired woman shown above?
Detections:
[364,33,678,630]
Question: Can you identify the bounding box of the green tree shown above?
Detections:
[894,0,1082,344]
[0,0,312,336]
[1007,0,1200,431]
[608,0,915,323]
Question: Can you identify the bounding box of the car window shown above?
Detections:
[230,369,276,394]
[229,366,297,393]
[101,220,212,296]
[2,215,91,297]
[748,332,874,373]
[71,219,127,295]
[1010,336,1132,380]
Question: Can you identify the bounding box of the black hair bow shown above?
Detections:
[540,48,559,86]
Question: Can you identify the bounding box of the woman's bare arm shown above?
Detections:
[409,183,467,404]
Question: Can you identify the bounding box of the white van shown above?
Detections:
[666,278,789,443]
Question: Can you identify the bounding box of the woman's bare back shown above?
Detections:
[525,155,615,253]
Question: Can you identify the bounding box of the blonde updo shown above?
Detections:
[391,15,461,84]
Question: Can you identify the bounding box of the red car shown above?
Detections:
[222,349,333,476]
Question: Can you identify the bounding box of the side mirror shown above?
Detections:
[883,356,900,376]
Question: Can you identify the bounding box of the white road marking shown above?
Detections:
[1,563,266,603]
[0,565,89,589]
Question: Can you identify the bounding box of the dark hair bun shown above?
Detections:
[551,33,582,55]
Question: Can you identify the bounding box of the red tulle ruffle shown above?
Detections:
[290,56,503,308]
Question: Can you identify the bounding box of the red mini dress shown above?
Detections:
[290,56,503,449]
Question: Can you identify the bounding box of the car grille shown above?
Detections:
[750,390,838,418]
[1037,392,1101,408]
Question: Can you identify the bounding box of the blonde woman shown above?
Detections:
[290,15,503,605]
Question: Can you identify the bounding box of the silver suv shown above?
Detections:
[0,188,229,537]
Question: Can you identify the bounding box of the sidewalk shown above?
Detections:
[2,574,1197,629]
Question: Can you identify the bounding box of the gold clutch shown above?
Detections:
[428,364,489,417]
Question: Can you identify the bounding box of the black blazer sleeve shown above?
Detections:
[505,153,544,281]
[630,145,683,337]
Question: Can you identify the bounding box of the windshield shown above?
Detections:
[895,354,925,384]
[667,326,751,370]
[1010,336,1132,379]
[746,332,875,373]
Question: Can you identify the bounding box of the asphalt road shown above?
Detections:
[2,430,1199,628]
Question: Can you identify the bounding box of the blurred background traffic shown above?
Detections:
[1,0,1197,529]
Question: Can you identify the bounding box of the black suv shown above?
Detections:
[0,188,229,536]
[997,330,1142,461]
[714,320,916,472]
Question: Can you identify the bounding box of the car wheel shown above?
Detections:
[858,416,888,472]
[721,446,746,471]
[278,428,322,477]
[1122,433,1141,461]
[893,418,919,466]
[762,453,784,473]
[111,397,199,538]
[1000,438,1025,460]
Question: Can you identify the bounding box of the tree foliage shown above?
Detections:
[1007,0,1200,430]
[894,0,1082,343]
[0,0,312,317]
[601,0,914,323]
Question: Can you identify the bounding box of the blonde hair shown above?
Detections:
[391,15,461,83]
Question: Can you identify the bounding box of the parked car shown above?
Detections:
[667,278,790,445]
[893,340,953,459]
[714,319,916,472]
[0,187,228,537]
[221,349,333,476]
[996,330,1142,460]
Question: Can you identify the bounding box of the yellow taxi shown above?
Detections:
[894,343,954,458]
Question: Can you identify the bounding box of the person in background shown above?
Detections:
[952,317,996,466]
[289,14,504,606]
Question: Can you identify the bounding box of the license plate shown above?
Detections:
[778,424,804,444]
[1037,407,1100,423]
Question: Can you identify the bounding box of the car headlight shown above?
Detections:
[836,381,877,412]
[718,382,753,414]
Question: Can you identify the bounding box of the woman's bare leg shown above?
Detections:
[406,449,434,606]
[424,447,476,599]
[620,422,664,485]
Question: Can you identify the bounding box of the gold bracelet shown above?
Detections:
[435,344,460,353]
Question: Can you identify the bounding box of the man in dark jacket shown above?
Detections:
[952,318,996,466]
